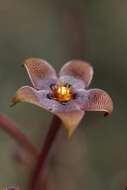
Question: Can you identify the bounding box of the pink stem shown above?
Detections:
[29,115,61,190]
[0,113,39,157]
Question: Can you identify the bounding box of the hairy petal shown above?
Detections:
[56,111,85,137]
[23,58,57,90]
[59,60,93,88]
[76,89,113,115]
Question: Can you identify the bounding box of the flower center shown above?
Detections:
[49,83,74,102]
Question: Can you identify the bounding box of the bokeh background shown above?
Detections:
[0,0,126,189]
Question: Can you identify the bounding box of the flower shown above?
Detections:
[12,58,113,137]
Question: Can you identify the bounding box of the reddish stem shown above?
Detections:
[0,113,39,157]
[29,115,61,190]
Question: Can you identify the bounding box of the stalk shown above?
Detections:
[29,115,61,190]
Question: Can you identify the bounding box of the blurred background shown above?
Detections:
[0,0,126,189]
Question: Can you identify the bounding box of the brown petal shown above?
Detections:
[56,111,85,137]
[84,89,113,115]
[59,60,93,88]
[23,58,57,89]
[11,86,41,108]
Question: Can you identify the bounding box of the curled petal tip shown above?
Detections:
[104,98,113,116]
[10,95,20,107]
[84,89,113,115]
[10,86,42,108]
[102,95,113,116]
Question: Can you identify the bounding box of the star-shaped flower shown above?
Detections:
[12,58,113,136]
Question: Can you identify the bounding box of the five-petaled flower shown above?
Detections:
[12,58,113,137]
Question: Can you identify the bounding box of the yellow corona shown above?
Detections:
[52,83,73,102]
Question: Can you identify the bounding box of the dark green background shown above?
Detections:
[0,0,126,189]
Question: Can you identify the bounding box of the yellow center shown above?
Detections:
[52,84,73,102]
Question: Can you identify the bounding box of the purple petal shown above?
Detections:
[59,60,93,88]
[75,89,89,105]
[12,86,85,137]
[37,93,81,113]
[36,92,85,136]
[23,58,57,90]
[58,75,85,89]
[12,86,57,112]
[12,86,81,113]
[75,88,113,115]
[53,100,81,112]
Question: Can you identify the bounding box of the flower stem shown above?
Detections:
[29,115,61,190]
[0,113,39,157]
